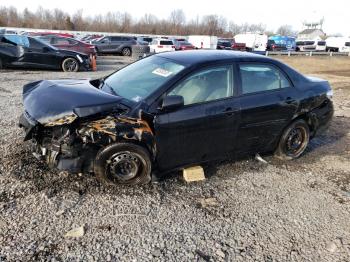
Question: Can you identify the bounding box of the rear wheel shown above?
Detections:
[62,57,79,72]
[94,143,152,186]
[121,47,131,56]
[274,119,310,160]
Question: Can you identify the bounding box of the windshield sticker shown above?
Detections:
[152,68,173,77]
[132,96,142,102]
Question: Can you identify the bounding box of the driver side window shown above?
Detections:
[168,65,234,105]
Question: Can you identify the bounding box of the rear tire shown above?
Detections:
[274,119,310,160]
[121,47,131,56]
[94,143,152,186]
[62,57,79,72]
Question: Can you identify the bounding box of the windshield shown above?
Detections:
[104,56,185,102]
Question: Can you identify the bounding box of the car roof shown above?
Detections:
[157,50,274,65]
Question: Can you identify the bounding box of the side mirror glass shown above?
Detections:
[161,95,184,112]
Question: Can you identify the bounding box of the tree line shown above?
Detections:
[0,6,297,37]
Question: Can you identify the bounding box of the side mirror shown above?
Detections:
[161,95,184,112]
[42,46,51,52]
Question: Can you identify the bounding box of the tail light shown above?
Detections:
[157,45,163,48]
[172,45,175,48]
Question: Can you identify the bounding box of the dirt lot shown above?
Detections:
[0,56,349,261]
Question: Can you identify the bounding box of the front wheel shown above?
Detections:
[94,143,152,186]
[274,119,310,160]
[62,57,79,72]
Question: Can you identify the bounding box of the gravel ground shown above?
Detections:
[0,57,349,261]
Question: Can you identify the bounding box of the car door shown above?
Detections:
[97,37,111,52]
[110,36,122,52]
[235,62,299,154]
[24,38,57,68]
[154,64,240,171]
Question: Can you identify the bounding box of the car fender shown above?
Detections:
[78,114,156,161]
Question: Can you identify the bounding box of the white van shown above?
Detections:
[326,37,350,52]
[234,33,268,51]
[187,35,218,49]
[296,39,327,52]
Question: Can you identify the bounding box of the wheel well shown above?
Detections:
[108,138,155,162]
[292,113,317,136]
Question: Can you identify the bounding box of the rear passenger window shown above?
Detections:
[239,64,291,94]
[111,36,122,41]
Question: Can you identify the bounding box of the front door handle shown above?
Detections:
[223,107,237,116]
[285,97,294,104]
[280,97,296,106]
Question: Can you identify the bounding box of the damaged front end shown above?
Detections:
[19,79,155,174]
[19,111,155,174]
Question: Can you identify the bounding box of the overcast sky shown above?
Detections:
[2,0,349,36]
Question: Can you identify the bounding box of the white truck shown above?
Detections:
[295,38,327,52]
[234,33,268,51]
[187,35,218,49]
[326,37,350,52]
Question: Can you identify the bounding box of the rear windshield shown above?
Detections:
[143,37,153,42]
[345,42,350,47]
[180,41,192,46]
[160,40,173,45]
[218,41,231,47]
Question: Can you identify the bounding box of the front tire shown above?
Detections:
[94,143,152,186]
[62,57,79,72]
[274,119,310,160]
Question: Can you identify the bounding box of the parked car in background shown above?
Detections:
[80,34,104,43]
[217,40,232,50]
[269,35,296,51]
[137,36,153,45]
[28,32,74,38]
[37,36,96,56]
[172,38,195,51]
[217,39,246,51]
[0,34,91,72]
[0,28,18,34]
[149,38,175,53]
[187,35,218,49]
[19,50,333,186]
[234,33,268,51]
[326,37,350,52]
[296,39,326,52]
[92,36,137,56]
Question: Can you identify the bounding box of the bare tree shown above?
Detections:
[169,9,186,35]
[276,25,296,36]
[0,5,278,37]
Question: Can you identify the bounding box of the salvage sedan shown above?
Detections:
[0,34,91,72]
[19,50,334,185]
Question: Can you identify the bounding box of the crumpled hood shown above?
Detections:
[22,79,125,125]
